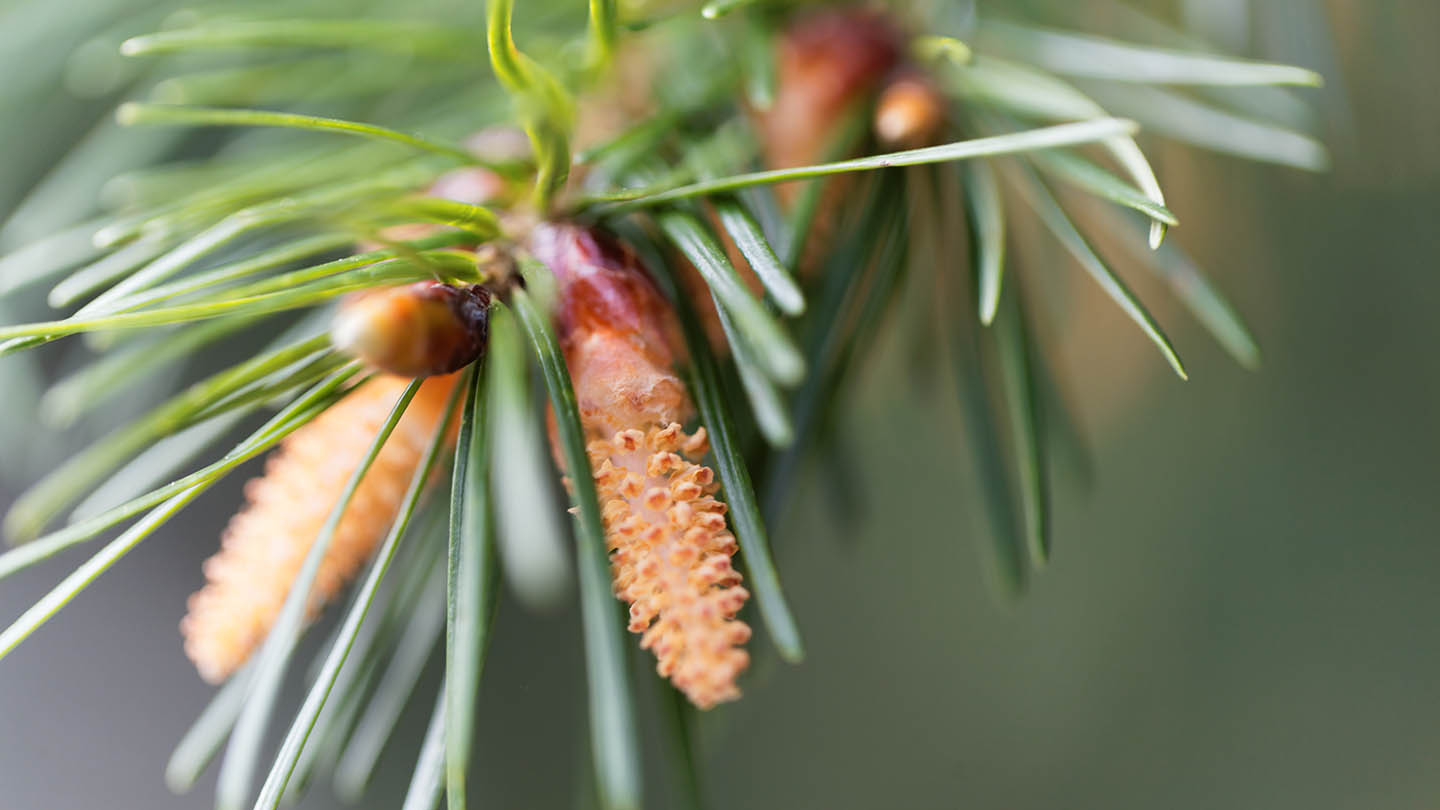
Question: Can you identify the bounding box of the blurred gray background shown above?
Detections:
[3,2,1440,809]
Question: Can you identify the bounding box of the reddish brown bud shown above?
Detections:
[332,282,491,378]
[760,8,903,175]
[527,222,692,437]
[874,73,948,148]
[531,222,750,708]
[757,8,904,277]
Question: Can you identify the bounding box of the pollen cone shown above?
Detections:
[532,222,751,709]
[181,374,457,684]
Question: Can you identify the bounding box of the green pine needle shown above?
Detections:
[712,196,805,316]
[980,21,1324,87]
[487,305,571,610]
[3,336,339,543]
[444,363,498,810]
[1002,160,1189,380]
[675,285,806,663]
[596,118,1140,208]
[402,688,449,810]
[658,209,805,386]
[117,103,483,166]
[987,285,1051,567]
[964,159,1008,325]
[121,20,478,60]
[511,288,642,810]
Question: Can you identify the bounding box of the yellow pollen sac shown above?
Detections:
[586,422,751,709]
[180,375,458,684]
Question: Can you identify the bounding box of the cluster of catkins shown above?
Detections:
[181,7,938,709]
[181,206,752,709]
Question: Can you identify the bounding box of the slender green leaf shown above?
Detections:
[486,0,574,202]
[1001,161,1188,379]
[667,277,805,662]
[117,103,480,165]
[798,172,911,520]
[385,198,501,240]
[941,168,1027,595]
[335,534,447,801]
[595,118,1138,208]
[119,231,467,314]
[1030,149,1179,226]
[775,107,871,270]
[333,585,443,800]
[740,13,776,110]
[0,218,107,296]
[949,305,1028,595]
[826,174,912,393]
[0,488,200,657]
[511,289,641,810]
[739,187,791,270]
[1083,0,1320,133]
[41,317,252,427]
[1030,340,1096,490]
[166,665,253,794]
[761,176,900,523]
[1084,82,1330,171]
[0,366,362,581]
[947,59,1169,247]
[487,305,569,610]
[654,676,703,810]
[980,20,1323,86]
[1097,207,1262,369]
[587,0,619,69]
[96,146,427,247]
[988,286,1050,567]
[122,20,478,59]
[285,655,378,803]
[70,407,250,522]
[0,336,47,358]
[445,363,499,810]
[485,0,530,92]
[712,197,804,315]
[914,35,974,66]
[287,540,422,803]
[401,688,448,810]
[657,209,803,386]
[576,110,685,172]
[148,55,437,108]
[83,164,436,312]
[0,253,475,341]
[713,300,794,447]
[191,352,352,426]
[48,238,171,309]
[4,335,335,542]
[955,158,1050,565]
[963,159,1007,325]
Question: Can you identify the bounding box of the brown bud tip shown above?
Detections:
[332,282,491,378]
[762,8,903,171]
[527,222,692,436]
[874,74,948,148]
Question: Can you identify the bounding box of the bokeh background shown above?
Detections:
[3,1,1439,808]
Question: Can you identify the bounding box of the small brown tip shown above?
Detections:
[875,74,948,148]
[332,282,491,378]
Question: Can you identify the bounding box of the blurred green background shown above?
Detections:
[3,2,1439,809]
